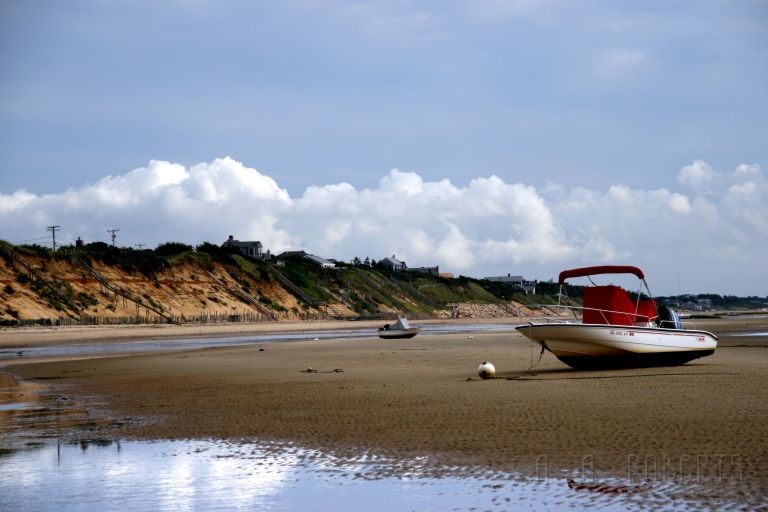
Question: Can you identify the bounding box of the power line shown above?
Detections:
[47,225,61,251]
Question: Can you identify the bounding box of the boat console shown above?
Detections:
[657,304,682,329]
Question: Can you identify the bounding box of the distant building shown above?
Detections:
[679,299,713,311]
[305,253,336,269]
[278,250,336,269]
[222,235,265,259]
[680,301,704,311]
[277,251,307,258]
[438,272,454,279]
[381,255,406,271]
[407,266,440,277]
[486,274,524,283]
[279,250,307,258]
[484,273,537,294]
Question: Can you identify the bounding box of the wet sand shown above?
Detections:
[3,317,768,493]
[0,319,391,347]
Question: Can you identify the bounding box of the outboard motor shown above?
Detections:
[657,305,682,329]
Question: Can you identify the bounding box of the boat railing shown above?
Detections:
[523,304,657,326]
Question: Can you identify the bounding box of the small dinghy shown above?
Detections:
[378,317,420,339]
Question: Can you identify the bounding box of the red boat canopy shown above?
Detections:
[558,265,645,284]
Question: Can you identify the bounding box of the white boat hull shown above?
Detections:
[378,328,420,339]
[516,323,717,369]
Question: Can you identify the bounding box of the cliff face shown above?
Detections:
[0,243,532,325]
[0,258,411,325]
[0,249,348,323]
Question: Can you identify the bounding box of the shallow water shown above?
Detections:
[1,370,756,511]
[0,323,514,362]
[0,438,751,512]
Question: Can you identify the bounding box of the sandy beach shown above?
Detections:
[2,317,767,494]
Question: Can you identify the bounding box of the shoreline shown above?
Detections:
[1,316,766,502]
[0,313,760,350]
[3,319,767,474]
[0,317,523,348]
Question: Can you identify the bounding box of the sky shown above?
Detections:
[1,1,766,296]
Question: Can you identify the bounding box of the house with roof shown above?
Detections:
[222,235,267,260]
[380,255,442,276]
[278,250,336,269]
[484,273,537,294]
[380,255,406,271]
[305,253,336,269]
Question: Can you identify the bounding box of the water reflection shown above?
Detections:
[0,439,752,512]
[0,372,101,456]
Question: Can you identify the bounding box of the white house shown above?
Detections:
[305,253,336,269]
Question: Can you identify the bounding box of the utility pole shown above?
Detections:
[135,243,145,250]
[47,225,61,251]
[107,228,119,247]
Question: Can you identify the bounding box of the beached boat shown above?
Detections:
[516,265,718,369]
[378,317,420,339]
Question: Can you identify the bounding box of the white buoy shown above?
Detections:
[477,361,496,379]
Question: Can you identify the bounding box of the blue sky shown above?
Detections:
[1,1,767,295]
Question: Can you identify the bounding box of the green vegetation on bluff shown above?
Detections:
[2,239,765,322]
[1,240,538,317]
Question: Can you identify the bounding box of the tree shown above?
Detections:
[196,242,233,259]
[154,242,193,257]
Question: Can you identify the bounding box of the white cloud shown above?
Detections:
[668,193,691,214]
[723,166,768,237]
[378,169,425,197]
[735,163,761,175]
[79,160,189,208]
[0,190,36,213]
[1,157,766,295]
[0,157,294,250]
[436,224,475,269]
[678,159,716,188]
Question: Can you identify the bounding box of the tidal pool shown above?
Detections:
[0,438,752,512]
